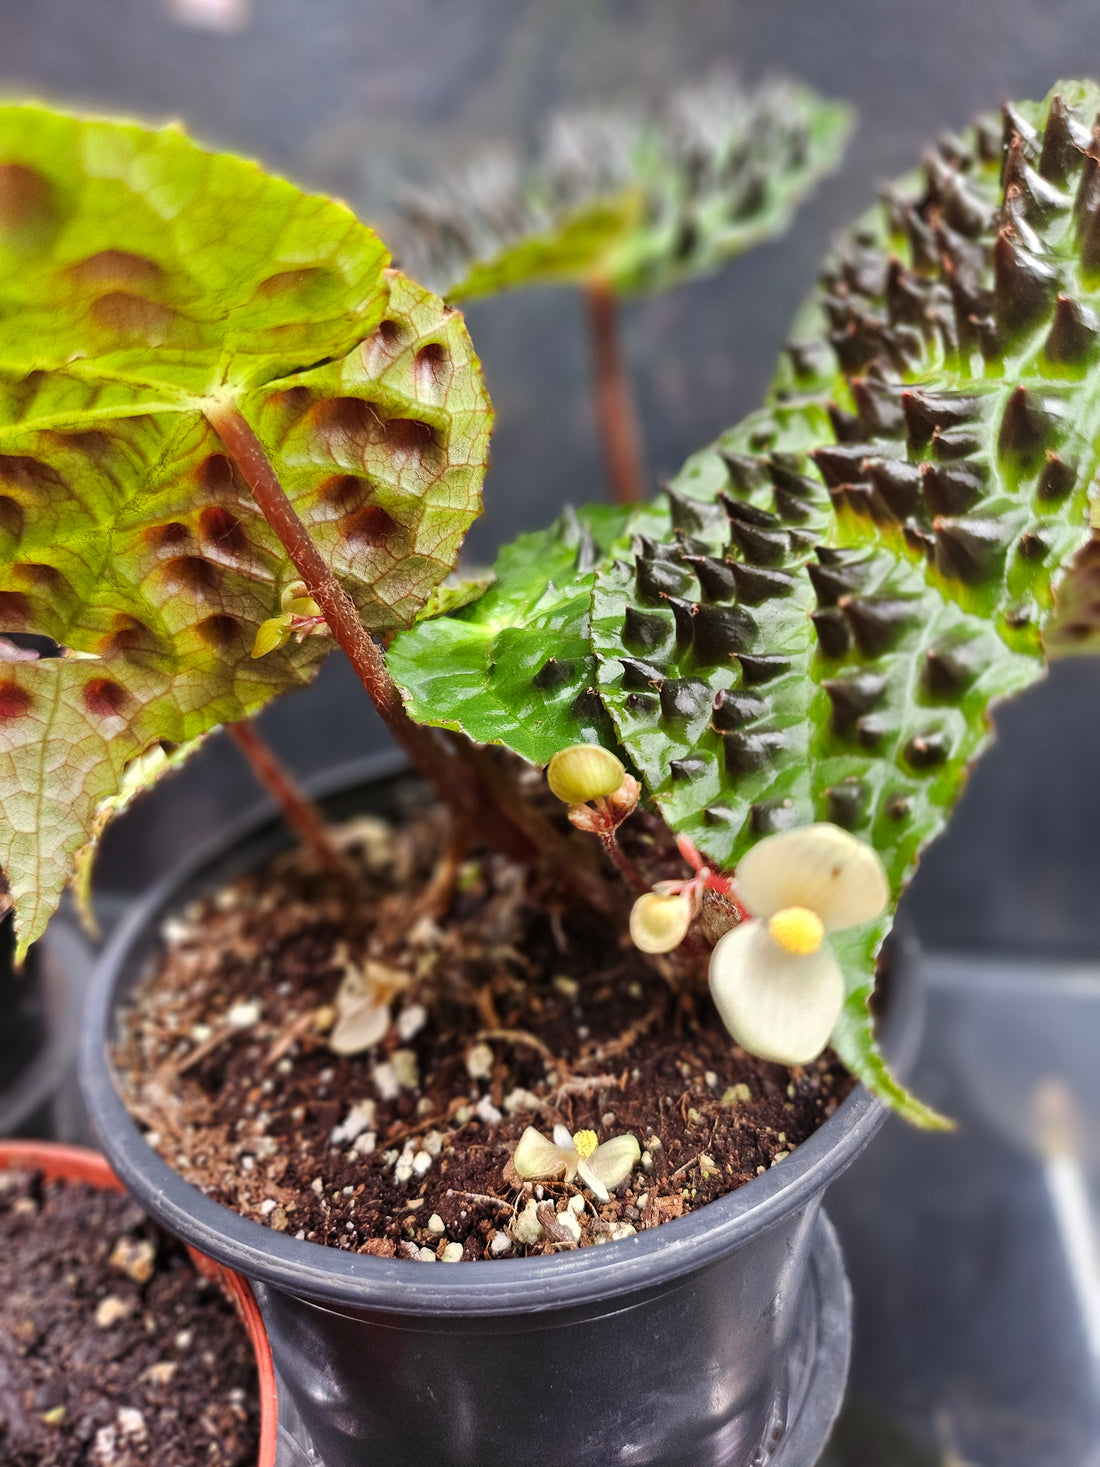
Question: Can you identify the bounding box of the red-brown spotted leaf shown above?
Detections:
[0,106,492,954]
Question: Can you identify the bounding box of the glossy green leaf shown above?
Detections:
[0,105,492,954]
[396,75,852,300]
[387,505,629,764]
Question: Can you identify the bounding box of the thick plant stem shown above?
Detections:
[585,277,646,505]
[204,404,613,912]
[226,720,347,876]
[204,402,493,829]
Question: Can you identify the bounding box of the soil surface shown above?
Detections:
[0,1168,260,1467]
[116,794,854,1262]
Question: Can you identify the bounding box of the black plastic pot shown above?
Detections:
[81,755,923,1467]
[0,912,90,1140]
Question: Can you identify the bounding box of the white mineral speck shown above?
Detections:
[412,1150,432,1177]
[392,1049,420,1089]
[427,1213,446,1235]
[441,1242,464,1262]
[397,1004,428,1041]
[475,1096,502,1125]
[704,1070,719,1089]
[511,1200,544,1246]
[190,1023,212,1044]
[504,1087,539,1115]
[372,1061,399,1101]
[310,1177,324,1196]
[331,1100,377,1146]
[422,1130,444,1157]
[555,1209,582,1244]
[595,1221,636,1244]
[488,1231,512,1257]
[227,999,262,1029]
[568,1194,585,1216]
[465,1042,494,1081]
[417,1247,437,1263]
[259,1199,278,1217]
[351,1131,376,1157]
[117,1407,146,1442]
[95,1295,130,1328]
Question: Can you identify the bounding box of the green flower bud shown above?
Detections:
[546,744,626,806]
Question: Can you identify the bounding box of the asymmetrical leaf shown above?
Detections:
[395,74,852,301]
[0,105,492,953]
[393,82,1100,1121]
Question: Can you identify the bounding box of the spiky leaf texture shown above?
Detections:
[394,73,852,301]
[391,82,1100,1122]
[0,106,492,954]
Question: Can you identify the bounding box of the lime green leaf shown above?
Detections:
[396,74,852,300]
[0,105,492,953]
[414,569,496,621]
[387,505,630,765]
[830,922,952,1130]
[71,733,210,935]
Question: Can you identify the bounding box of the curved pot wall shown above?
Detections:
[81,755,922,1467]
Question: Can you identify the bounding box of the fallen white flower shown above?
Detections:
[512,1124,640,1203]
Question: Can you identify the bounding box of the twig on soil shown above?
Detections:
[475,1027,563,1073]
[574,996,667,1069]
[446,1189,516,1213]
[265,1010,318,1066]
[173,1023,238,1076]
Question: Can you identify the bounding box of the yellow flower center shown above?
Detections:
[572,1129,599,1161]
[767,905,825,956]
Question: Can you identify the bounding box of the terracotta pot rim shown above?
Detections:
[0,1138,277,1467]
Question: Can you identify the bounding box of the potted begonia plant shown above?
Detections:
[0,71,1096,1467]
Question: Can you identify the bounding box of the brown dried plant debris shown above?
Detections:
[114,803,852,1262]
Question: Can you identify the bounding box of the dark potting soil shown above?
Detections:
[115,799,854,1262]
[0,1168,260,1467]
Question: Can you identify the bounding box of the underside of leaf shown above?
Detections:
[0,105,492,953]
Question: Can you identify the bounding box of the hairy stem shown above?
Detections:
[453,736,623,921]
[226,720,347,875]
[597,830,648,894]
[585,277,646,505]
[205,404,614,916]
[205,403,497,831]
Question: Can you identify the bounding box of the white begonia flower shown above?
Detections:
[629,889,693,954]
[512,1124,641,1203]
[709,824,889,1067]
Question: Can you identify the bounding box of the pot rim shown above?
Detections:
[0,1138,278,1467]
[81,752,921,1318]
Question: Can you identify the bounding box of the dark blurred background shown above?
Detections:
[2,0,1098,953]
[4,8,1100,1465]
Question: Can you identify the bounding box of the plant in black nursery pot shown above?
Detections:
[1,73,1098,1467]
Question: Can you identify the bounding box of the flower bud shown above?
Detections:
[251,614,292,659]
[629,890,692,954]
[547,744,626,806]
